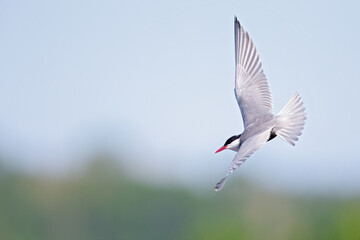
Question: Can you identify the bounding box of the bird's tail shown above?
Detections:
[274,93,306,146]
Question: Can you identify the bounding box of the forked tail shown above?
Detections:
[274,93,306,146]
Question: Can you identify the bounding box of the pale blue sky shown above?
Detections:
[1,0,360,193]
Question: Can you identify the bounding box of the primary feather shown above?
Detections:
[215,128,273,191]
[234,17,273,128]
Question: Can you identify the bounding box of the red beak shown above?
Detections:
[215,146,227,154]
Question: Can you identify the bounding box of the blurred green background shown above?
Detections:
[1,155,359,240]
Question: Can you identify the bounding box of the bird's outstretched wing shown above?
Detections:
[234,17,273,128]
[214,127,273,191]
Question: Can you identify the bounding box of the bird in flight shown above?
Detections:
[214,17,306,191]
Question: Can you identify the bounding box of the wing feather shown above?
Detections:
[234,17,273,128]
[214,127,273,191]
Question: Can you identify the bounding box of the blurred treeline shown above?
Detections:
[0,156,359,240]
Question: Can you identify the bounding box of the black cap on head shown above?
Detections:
[224,134,241,146]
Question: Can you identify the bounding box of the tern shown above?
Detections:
[214,17,306,191]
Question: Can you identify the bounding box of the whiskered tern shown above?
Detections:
[214,17,306,191]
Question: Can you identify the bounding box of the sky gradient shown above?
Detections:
[1,0,360,194]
